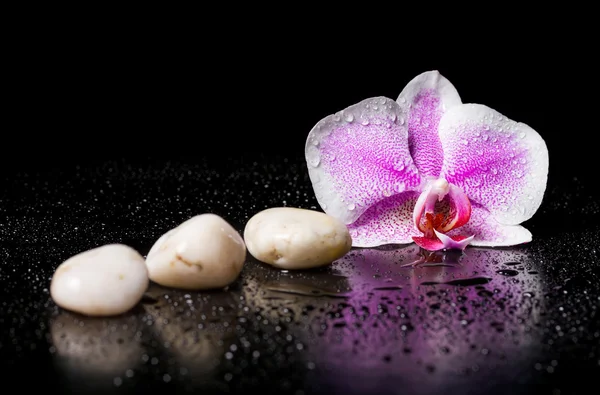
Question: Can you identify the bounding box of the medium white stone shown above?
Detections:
[243,207,352,270]
[145,214,246,290]
[50,244,149,316]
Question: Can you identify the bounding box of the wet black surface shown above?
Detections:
[1,155,599,395]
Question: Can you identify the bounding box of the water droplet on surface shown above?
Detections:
[399,97,406,104]
[333,114,341,122]
[361,118,370,126]
[383,189,392,197]
[496,269,519,277]
[344,113,354,123]
[519,131,526,139]
[421,277,492,287]
[399,117,405,125]
[347,203,356,211]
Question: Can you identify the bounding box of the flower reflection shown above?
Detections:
[303,245,545,393]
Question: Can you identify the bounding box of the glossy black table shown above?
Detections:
[1,155,598,395]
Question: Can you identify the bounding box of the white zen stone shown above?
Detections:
[244,207,352,270]
[50,244,149,316]
[145,214,246,290]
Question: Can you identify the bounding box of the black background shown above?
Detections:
[3,15,600,395]
[6,21,595,186]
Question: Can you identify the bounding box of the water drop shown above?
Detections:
[344,113,354,123]
[496,269,519,277]
[347,203,356,211]
[383,189,392,197]
[306,146,321,167]
[399,97,406,104]
[519,131,526,139]
[390,113,397,122]
[372,105,379,110]
[361,118,370,126]
[333,114,341,122]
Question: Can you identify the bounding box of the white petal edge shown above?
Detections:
[439,103,549,226]
[397,70,462,112]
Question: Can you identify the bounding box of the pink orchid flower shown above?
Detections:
[305,71,549,251]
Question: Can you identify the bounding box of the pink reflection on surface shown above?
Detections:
[301,245,544,394]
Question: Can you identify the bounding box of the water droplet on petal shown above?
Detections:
[399,117,405,125]
[333,114,341,122]
[361,118,369,126]
[306,145,321,167]
[399,97,406,104]
[383,189,392,197]
[347,203,356,211]
[344,113,354,123]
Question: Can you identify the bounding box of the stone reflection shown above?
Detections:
[241,262,352,322]
[49,309,145,379]
[142,283,240,385]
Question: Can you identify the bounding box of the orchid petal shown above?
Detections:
[306,97,422,226]
[439,104,549,226]
[447,203,532,247]
[347,192,420,247]
[397,70,462,177]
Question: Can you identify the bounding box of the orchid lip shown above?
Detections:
[412,177,474,251]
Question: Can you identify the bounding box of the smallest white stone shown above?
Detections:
[50,244,149,316]
[244,207,352,270]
